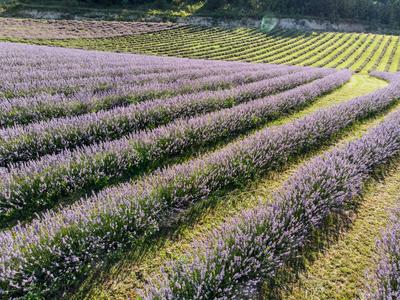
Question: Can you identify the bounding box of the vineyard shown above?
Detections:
[4,25,400,74]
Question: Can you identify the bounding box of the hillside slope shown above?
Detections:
[5,25,400,74]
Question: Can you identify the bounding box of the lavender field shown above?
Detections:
[0,18,181,39]
[0,41,400,300]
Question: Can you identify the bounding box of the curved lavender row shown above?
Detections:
[367,208,400,299]
[142,99,400,300]
[0,66,223,97]
[1,60,282,98]
[1,65,181,96]
[0,69,329,167]
[370,71,400,83]
[1,54,279,80]
[0,62,281,102]
[0,66,296,127]
[0,60,224,82]
[0,70,398,298]
[0,43,287,95]
[0,64,261,100]
[0,42,277,74]
[0,59,271,80]
[0,70,351,225]
[1,63,184,84]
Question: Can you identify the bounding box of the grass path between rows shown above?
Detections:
[378,36,398,72]
[70,74,388,299]
[281,161,400,300]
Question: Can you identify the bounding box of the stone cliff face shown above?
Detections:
[176,15,382,33]
[176,16,262,29]
[175,15,400,34]
[277,18,367,32]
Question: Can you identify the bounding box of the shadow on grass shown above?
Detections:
[68,103,400,299]
[1,77,335,230]
[262,158,398,300]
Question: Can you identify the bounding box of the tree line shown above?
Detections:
[207,0,400,27]
[86,0,400,27]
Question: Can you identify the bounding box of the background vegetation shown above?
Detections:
[46,0,400,27]
[3,0,400,28]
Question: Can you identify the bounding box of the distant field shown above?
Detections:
[0,18,181,39]
[3,24,400,74]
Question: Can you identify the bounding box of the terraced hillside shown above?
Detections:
[1,41,400,300]
[5,25,400,74]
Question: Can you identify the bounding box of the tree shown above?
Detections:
[205,0,225,9]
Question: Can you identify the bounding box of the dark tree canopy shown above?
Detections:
[82,0,400,27]
[206,0,400,26]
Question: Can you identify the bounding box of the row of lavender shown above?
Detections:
[0,41,297,108]
[2,69,400,297]
[0,42,279,96]
[367,97,400,300]
[0,43,297,122]
[360,72,400,300]
[370,207,400,299]
[0,68,330,165]
[0,70,350,226]
[0,67,296,127]
[0,44,333,167]
[141,74,400,300]
[0,43,346,296]
[0,67,303,127]
[1,61,289,101]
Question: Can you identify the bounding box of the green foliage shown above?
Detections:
[15,27,397,74]
[15,0,400,28]
[6,0,400,28]
[74,74,389,299]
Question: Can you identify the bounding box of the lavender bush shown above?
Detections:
[1,70,398,298]
[0,70,351,225]
[0,63,291,105]
[370,70,400,82]
[142,98,400,300]
[1,67,298,127]
[0,68,329,166]
[367,207,400,299]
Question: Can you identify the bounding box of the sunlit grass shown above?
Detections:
[283,156,400,300]
[71,75,389,300]
[2,27,398,74]
[0,21,398,299]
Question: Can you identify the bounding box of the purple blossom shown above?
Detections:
[367,203,400,298]
[0,64,328,166]
[0,69,350,225]
[0,66,294,127]
[142,79,400,299]
[0,64,397,297]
